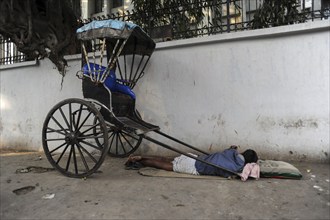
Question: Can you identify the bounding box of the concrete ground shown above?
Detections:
[0,152,329,220]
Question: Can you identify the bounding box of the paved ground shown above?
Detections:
[0,152,329,220]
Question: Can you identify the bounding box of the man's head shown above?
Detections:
[242,149,258,164]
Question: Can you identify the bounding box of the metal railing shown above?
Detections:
[1,0,329,65]
[0,35,27,65]
[82,0,329,39]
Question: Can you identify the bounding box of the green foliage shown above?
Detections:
[251,0,306,29]
[130,0,308,38]
[130,0,222,39]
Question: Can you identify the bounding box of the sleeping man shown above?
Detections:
[125,146,259,178]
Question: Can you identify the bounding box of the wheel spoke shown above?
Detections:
[80,122,101,135]
[51,116,69,135]
[55,144,69,164]
[72,145,78,174]
[115,133,119,155]
[72,112,77,132]
[108,132,115,139]
[108,132,115,151]
[89,126,104,137]
[77,134,105,140]
[49,142,67,154]
[77,143,98,163]
[106,128,142,157]
[65,145,73,171]
[77,111,92,131]
[80,140,103,151]
[74,104,83,131]
[121,130,140,140]
[45,138,66,141]
[68,103,73,131]
[118,132,127,154]
[76,143,90,171]
[46,127,67,136]
[120,132,135,150]
[59,107,72,133]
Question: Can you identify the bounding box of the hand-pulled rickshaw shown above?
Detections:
[42,19,238,178]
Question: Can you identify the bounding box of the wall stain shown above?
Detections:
[208,115,217,121]
[216,114,225,126]
[323,151,328,157]
[258,117,319,131]
[279,119,318,129]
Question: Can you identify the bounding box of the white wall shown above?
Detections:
[1,20,329,162]
[0,57,83,152]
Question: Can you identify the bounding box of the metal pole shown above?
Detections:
[226,0,230,33]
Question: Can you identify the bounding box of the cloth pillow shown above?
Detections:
[258,160,302,179]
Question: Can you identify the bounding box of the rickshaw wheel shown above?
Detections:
[106,125,143,158]
[42,98,109,178]
[106,110,143,158]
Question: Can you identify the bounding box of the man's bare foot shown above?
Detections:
[125,154,142,165]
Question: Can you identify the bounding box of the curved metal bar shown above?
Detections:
[84,98,113,114]
[81,43,93,82]
[98,38,107,82]
[83,97,124,128]
[131,55,151,89]
[101,38,129,83]
[91,39,97,81]
[130,55,145,88]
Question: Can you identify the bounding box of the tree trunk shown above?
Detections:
[0,0,80,75]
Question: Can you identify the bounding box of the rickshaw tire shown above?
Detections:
[106,110,143,158]
[42,98,109,178]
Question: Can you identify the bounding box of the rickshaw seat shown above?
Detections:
[82,63,136,99]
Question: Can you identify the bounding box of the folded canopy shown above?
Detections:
[76,19,155,56]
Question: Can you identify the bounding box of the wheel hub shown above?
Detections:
[65,132,79,145]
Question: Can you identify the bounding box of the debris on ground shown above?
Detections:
[42,193,55,200]
[12,186,36,195]
[15,166,55,174]
[34,155,43,161]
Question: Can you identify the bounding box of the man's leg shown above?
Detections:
[139,158,173,171]
[126,155,173,171]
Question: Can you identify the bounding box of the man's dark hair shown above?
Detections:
[242,149,258,164]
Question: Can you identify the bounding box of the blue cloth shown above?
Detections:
[77,19,136,33]
[82,63,136,99]
[195,149,245,177]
